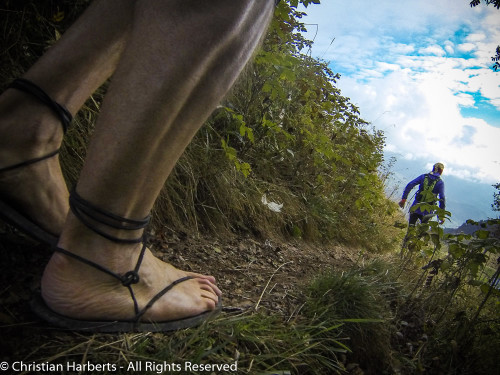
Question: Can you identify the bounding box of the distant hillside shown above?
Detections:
[444,220,500,238]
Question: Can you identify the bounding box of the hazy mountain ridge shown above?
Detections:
[444,220,500,238]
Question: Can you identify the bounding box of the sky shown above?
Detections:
[297,0,500,225]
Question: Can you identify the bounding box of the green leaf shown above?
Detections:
[448,243,465,259]
[467,262,480,277]
[239,162,252,178]
[480,283,500,297]
[262,82,273,93]
[475,229,490,239]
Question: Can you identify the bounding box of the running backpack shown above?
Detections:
[416,174,440,204]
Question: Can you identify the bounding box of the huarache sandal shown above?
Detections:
[31,190,221,333]
[0,78,72,246]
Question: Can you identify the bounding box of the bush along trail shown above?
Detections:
[1,1,499,374]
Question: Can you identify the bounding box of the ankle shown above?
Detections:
[58,214,145,267]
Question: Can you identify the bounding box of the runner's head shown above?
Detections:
[433,162,444,175]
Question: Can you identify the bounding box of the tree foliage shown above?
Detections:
[470,0,500,8]
[492,183,500,211]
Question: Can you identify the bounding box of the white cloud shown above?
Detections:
[376,62,400,72]
[419,45,446,56]
[300,0,500,184]
[490,98,500,110]
[359,69,498,182]
[457,43,476,52]
[444,41,455,54]
[403,153,416,161]
[455,93,475,107]
[392,43,415,54]
[466,33,486,42]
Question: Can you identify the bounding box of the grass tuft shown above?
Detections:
[302,260,405,374]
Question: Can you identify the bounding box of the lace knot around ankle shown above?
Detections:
[121,270,140,286]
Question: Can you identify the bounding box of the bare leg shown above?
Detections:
[0,0,133,235]
[42,0,274,322]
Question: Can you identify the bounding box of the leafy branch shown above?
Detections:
[401,212,500,335]
[470,0,500,8]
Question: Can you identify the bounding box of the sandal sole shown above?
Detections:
[30,293,222,333]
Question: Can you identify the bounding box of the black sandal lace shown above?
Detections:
[31,190,219,332]
[1,78,72,172]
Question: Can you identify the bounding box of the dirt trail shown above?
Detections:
[0,226,362,358]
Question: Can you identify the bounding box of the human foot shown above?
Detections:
[0,81,70,241]
[40,238,221,327]
[36,189,221,331]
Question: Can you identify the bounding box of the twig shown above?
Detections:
[254,261,293,311]
[78,335,94,375]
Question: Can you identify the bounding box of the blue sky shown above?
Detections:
[299,0,500,185]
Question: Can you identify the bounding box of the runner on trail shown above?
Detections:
[399,162,446,225]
